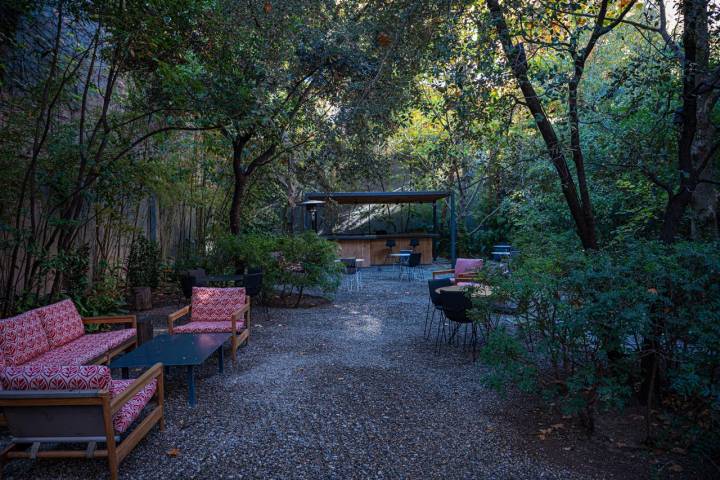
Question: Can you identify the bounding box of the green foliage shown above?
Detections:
[74,262,128,319]
[476,239,720,448]
[127,237,160,289]
[273,232,343,299]
[184,231,342,303]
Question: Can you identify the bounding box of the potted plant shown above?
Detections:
[127,236,160,310]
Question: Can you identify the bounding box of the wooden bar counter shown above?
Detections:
[323,233,438,265]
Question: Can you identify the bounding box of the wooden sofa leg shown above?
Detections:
[231,337,238,366]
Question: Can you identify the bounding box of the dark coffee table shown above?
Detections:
[109,333,230,407]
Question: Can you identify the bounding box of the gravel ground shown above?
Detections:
[3,266,599,479]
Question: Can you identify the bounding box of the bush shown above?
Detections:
[127,236,160,288]
[477,239,720,453]
[190,231,342,305]
[273,232,342,303]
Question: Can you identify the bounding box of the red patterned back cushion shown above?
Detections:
[191,287,246,323]
[454,258,484,276]
[0,310,50,366]
[0,365,111,390]
[37,299,85,348]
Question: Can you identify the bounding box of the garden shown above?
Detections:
[0,0,718,479]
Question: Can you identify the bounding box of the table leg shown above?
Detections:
[121,367,129,380]
[218,346,224,374]
[187,365,196,407]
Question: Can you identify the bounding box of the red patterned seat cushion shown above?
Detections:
[26,334,110,366]
[0,310,50,366]
[191,287,246,323]
[87,329,136,351]
[110,379,158,433]
[174,321,241,334]
[0,365,111,390]
[37,299,85,348]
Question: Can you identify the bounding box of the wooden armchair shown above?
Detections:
[431,258,485,283]
[0,363,164,480]
[167,287,251,365]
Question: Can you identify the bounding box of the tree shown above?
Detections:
[653,0,719,242]
[483,0,643,249]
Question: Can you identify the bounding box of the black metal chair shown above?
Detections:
[180,269,208,299]
[437,289,478,360]
[243,271,266,320]
[409,238,420,251]
[340,258,361,291]
[384,239,397,267]
[426,278,452,339]
[401,252,422,281]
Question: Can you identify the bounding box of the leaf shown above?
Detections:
[166,448,181,457]
[669,464,683,472]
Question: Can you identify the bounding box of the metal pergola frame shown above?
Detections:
[303,191,457,264]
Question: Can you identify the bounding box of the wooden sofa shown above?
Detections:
[0,364,163,480]
[0,299,137,369]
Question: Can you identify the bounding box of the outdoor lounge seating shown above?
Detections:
[0,299,137,369]
[431,258,484,284]
[167,287,251,364]
[0,364,163,480]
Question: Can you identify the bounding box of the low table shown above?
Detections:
[436,284,493,297]
[109,333,230,407]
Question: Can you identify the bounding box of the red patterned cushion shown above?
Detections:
[0,365,111,390]
[88,329,136,351]
[110,379,157,433]
[191,287,246,323]
[174,320,242,334]
[37,299,85,348]
[454,258,484,277]
[26,335,109,366]
[0,310,50,366]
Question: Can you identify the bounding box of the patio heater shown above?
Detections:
[299,199,325,233]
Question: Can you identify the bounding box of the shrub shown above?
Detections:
[273,231,342,303]
[193,231,342,305]
[477,239,720,452]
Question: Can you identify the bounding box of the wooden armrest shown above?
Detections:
[455,272,478,280]
[83,315,137,329]
[110,363,163,416]
[432,269,454,278]
[231,299,251,333]
[167,305,190,333]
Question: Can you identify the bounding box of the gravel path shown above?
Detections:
[3,267,597,479]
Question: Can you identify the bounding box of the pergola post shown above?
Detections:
[302,194,308,231]
[450,190,457,266]
[432,201,438,261]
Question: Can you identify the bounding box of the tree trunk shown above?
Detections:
[229,140,249,235]
[659,0,718,243]
[486,0,598,250]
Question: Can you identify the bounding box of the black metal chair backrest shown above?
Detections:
[428,278,453,306]
[408,252,421,267]
[439,290,473,324]
[244,272,263,297]
[340,258,357,274]
[410,238,420,248]
[385,239,396,249]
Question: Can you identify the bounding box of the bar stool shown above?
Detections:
[384,239,396,266]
